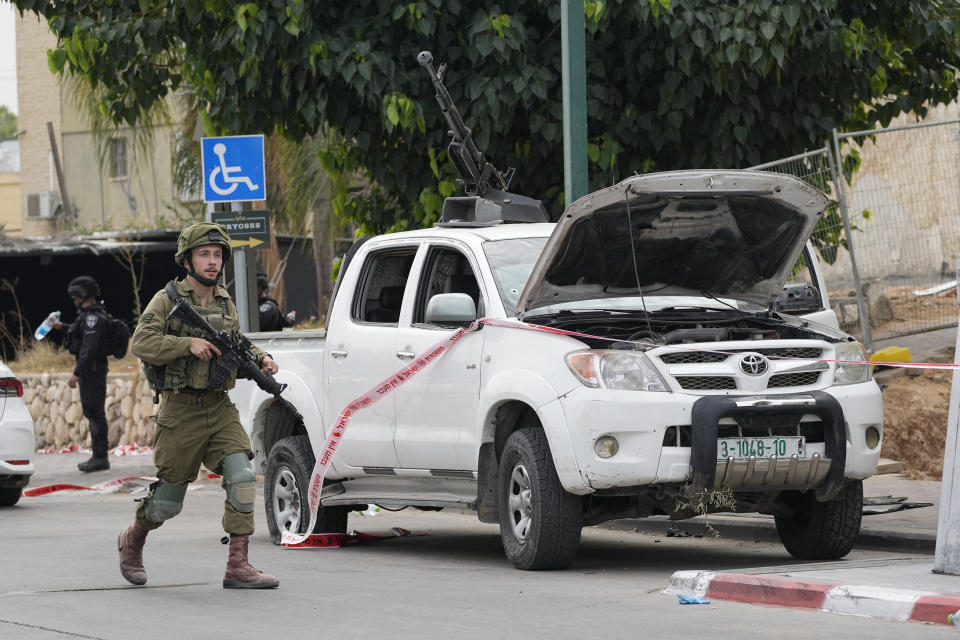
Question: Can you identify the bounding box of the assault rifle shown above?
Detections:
[166,293,300,418]
[417,51,547,225]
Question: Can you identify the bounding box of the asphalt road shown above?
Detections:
[1,470,954,640]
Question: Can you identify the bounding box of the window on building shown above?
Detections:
[109,137,128,180]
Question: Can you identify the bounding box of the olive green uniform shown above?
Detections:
[132,278,269,535]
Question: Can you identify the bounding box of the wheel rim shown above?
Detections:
[272,466,301,533]
[507,462,533,542]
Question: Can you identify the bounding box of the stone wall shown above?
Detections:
[22,372,158,450]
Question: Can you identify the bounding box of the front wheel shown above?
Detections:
[264,435,347,545]
[775,479,863,560]
[498,428,582,570]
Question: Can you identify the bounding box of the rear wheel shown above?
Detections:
[0,487,22,506]
[498,428,582,570]
[264,435,347,545]
[775,479,863,560]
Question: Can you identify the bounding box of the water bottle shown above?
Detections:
[33,311,61,341]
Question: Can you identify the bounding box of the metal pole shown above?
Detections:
[231,200,250,332]
[561,0,588,207]
[934,259,960,574]
[830,128,874,352]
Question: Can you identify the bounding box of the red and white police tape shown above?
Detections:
[23,475,154,497]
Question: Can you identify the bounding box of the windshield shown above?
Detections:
[484,237,762,317]
[483,237,549,316]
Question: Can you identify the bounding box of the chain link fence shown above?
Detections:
[749,116,960,352]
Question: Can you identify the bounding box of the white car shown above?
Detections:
[0,361,35,506]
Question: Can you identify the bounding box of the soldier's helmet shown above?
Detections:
[67,275,100,300]
[174,222,232,266]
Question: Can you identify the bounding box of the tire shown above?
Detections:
[264,435,347,545]
[498,427,582,570]
[775,479,863,560]
[0,487,22,507]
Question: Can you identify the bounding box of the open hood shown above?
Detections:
[516,170,828,317]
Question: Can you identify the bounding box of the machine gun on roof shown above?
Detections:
[418,51,547,226]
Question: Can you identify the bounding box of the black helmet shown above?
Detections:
[67,276,100,300]
[256,269,269,288]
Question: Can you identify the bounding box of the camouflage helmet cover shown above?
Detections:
[175,222,232,265]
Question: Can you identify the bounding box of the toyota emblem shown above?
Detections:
[739,354,768,376]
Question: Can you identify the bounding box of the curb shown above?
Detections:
[604,515,936,554]
[667,570,960,626]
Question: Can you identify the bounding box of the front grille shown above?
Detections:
[658,347,822,365]
[676,376,737,390]
[659,351,728,364]
[768,372,821,388]
[755,347,823,360]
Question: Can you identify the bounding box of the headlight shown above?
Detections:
[565,350,669,391]
[834,342,871,385]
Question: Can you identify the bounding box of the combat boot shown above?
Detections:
[223,535,279,589]
[118,523,148,585]
[78,456,110,472]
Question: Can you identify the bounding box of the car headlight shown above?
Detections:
[834,342,871,385]
[565,350,669,391]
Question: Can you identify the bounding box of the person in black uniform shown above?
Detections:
[256,270,293,332]
[52,276,111,472]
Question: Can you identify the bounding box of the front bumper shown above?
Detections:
[556,382,882,496]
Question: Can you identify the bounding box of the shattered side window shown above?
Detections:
[352,247,418,324]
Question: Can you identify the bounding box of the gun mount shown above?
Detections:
[418,50,548,227]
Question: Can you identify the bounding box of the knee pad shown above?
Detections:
[144,481,187,523]
[221,452,257,514]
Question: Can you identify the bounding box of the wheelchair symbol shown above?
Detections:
[208,143,260,196]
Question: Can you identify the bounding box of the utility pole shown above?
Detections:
[561,0,589,207]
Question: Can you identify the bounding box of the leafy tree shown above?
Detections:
[0,105,17,140]
[13,0,960,233]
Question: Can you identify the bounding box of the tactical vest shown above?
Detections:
[143,282,238,397]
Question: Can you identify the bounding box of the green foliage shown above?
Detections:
[14,0,960,234]
[0,106,17,141]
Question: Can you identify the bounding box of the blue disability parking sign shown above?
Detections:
[201,135,266,203]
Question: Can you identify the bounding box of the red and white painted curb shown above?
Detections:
[667,570,960,626]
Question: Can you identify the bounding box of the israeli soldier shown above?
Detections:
[118,222,279,589]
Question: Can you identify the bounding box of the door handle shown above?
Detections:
[330,350,348,359]
[396,351,415,360]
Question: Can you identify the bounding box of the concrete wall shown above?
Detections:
[15,13,61,239]
[22,373,157,450]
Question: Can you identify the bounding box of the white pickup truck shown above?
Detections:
[232,170,883,570]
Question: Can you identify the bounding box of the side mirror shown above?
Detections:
[775,283,823,313]
[426,293,477,325]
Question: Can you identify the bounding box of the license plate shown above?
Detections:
[717,436,804,461]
